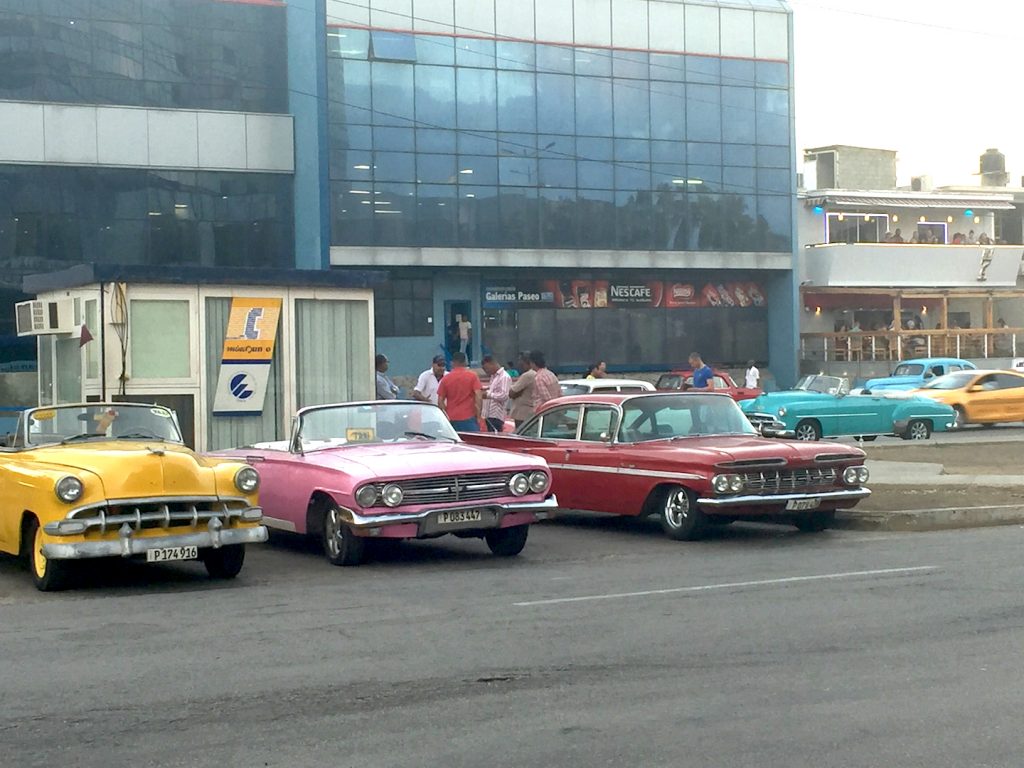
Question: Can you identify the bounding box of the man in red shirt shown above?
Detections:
[437,352,483,431]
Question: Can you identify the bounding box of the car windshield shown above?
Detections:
[893,363,925,376]
[297,402,459,448]
[22,404,182,446]
[922,372,977,391]
[794,375,848,395]
[618,394,756,442]
[656,374,682,389]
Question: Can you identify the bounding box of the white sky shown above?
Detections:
[790,0,1024,187]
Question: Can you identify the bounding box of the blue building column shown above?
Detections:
[287,0,331,270]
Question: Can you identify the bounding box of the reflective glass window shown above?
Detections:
[417,129,457,153]
[498,155,538,187]
[456,68,497,130]
[373,127,415,152]
[331,124,373,149]
[577,161,615,189]
[456,156,498,185]
[758,168,791,194]
[539,187,577,247]
[757,144,791,168]
[577,189,616,247]
[649,53,685,82]
[329,149,373,180]
[650,82,686,141]
[371,62,416,126]
[724,144,756,166]
[537,74,575,134]
[686,84,721,142]
[686,55,721,85]
[415,65,457,126]
[616,190,653,249]
[756,60,789,88]
[458,132,498,154]
[577,137,613,161]
[458,186,501,247]
[614,139,649,162]
[756,88,790,145]
[537,44,574,74]
[416,154,457,184]
[540,135,575,158]
[575,48,612,77]
[722,58,756,87]
[329,60,372,124]
[688,164,722,187]
[575,77,613,137]
[328,28,369,59]
[370,31,417,62]
[723,166,756,194]
[456,38,495,69]
[757,194,792,251]
[722,86,756,144]
[652,140,686,163]
[616,163,651,191]
[613,50,648,80]
[688,142,723,166]
[373,152,416,182]
[613,79,651,139]
[497,71,537,132]
[415,34,455,65]
[497,188,538,247]
[332,184,374,244]
[496,41,535,71]
[539,159,577,188]
[417,184,457,246]
[373,182,417,245]
[650,164,687,189]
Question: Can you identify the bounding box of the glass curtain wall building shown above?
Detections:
[0,0,295,368]
[326,0,799,380]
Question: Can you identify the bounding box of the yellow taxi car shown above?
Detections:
[0,403,266,591]
[914,369,1024,428]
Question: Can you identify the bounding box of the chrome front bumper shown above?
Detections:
[337,496,558,530]
[41,517,269,560]
[697,488,871,509]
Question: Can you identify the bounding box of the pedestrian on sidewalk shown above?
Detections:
[481,355,511,432]
[412,355,447,405]
[437,351,482,432]
[531,350,562,409]
[689,352,715,390]
[375,354,399,400]
[508,351,537,428]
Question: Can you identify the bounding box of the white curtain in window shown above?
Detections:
[295,299,372,408]
[205,298,284,451]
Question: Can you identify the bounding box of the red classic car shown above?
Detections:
[656,369,762,401]
[462,393,869,540]
[219,401,556,565]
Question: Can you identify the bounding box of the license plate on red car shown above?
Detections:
[786,499,821,511]
[436,510,483,525]
[145,546,198,563]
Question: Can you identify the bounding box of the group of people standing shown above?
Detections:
[374,349,563,433]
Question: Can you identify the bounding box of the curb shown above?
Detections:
[836,505,1024,532]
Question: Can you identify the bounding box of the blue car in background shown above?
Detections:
[865,358,976,392]
[741,375,957,441]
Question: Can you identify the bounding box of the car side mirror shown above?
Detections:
[600,432,612,442]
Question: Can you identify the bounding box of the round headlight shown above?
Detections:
[509,473,530,496]
[55,475,83,503]
[356,484,379,508]
[234,466,260,494]
[843,466,859,485]
[728,474,745,493]
[381,483,404,507]
[529,471,550,494]
[712,474,730,494]
[857,466,870,483]
[778,407,787,416]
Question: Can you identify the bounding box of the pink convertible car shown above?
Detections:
[221,401,556,566]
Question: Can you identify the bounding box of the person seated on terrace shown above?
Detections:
[909,232,921,244]
[952,232,965,244]
[891,228,904,243]
[926,231,940,244]
[967,229,977,244]
[978,232,993,245]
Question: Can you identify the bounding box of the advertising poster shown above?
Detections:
[212,297,282,416]
[483,280,767,309]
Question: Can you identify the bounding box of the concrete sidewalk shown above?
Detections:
[835,459,1024,531]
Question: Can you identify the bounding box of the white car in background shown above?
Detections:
[1012,358,1024,372]
[559,378,657,396]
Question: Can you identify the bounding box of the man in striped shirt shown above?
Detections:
[530,350,562,409]
[481,355,511,432]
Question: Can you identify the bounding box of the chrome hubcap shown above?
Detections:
[796,425,816,441]
[910,422,928,439]
[324,507,343,557]
[664,490,689,528]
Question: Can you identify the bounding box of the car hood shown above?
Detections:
[296,440,546,481]
[740,391,833,412]
[26,441,221,498]
[631,434,864,466]
[864,375,919,390]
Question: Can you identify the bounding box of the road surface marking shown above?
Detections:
[880,503,1024,514]
[514,566,939,607]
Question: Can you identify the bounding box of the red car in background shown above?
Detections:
[656,369,762,402]
[463,393,870,540]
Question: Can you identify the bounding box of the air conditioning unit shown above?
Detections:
[15,299,75,336]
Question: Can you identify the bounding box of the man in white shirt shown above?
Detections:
[481,355,511,432]
[744,360,760,390]
[412,355,447,405]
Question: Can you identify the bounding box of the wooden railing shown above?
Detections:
[800,329,1022,362]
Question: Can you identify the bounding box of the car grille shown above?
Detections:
[68,498,252,533]
[741,468,837,493]
[369,472,513,507]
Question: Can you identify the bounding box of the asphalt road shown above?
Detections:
[3,518,1024,768]
[837,421,1024,445]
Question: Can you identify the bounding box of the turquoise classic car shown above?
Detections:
[741,375,957,441]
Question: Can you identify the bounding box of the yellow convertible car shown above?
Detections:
[914,369,1024,428]
[0,403,266,591]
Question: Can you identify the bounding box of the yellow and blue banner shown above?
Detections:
[212,298,282,415]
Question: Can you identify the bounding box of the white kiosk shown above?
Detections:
[22,265,378,451]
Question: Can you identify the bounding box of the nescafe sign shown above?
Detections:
[609,283,654,305]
